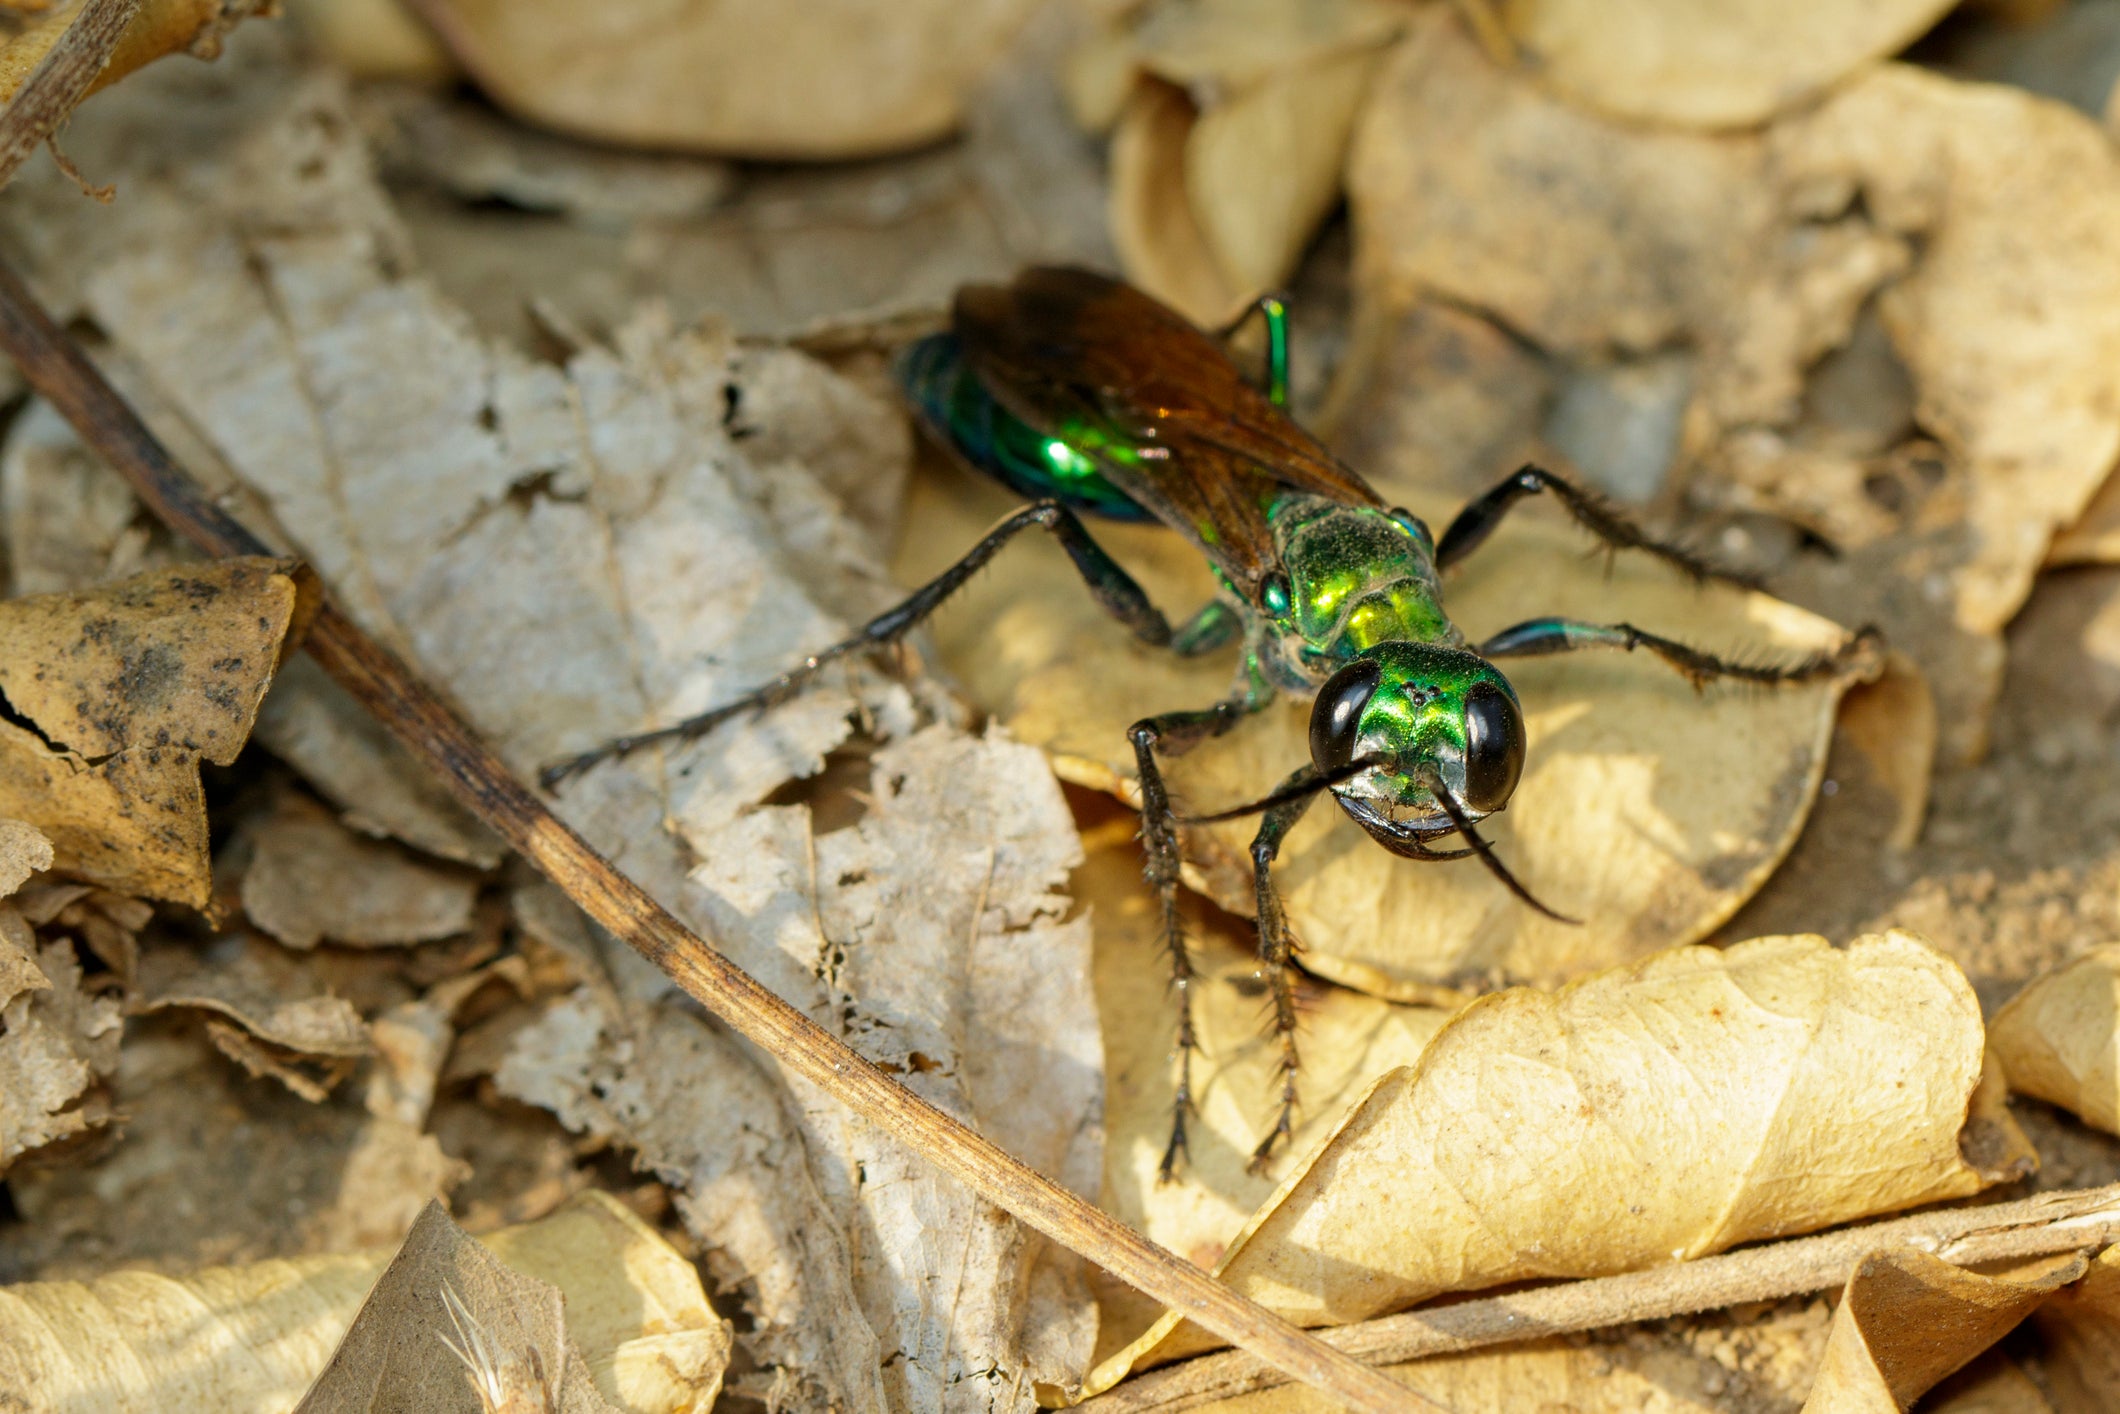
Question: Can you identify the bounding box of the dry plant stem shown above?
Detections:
[0,0,140,187]
[1082,1183,2120,1414]
[0,260,1438,1414]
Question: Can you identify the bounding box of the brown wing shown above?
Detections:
[952,267,1384,599]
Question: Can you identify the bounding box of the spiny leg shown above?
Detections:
[1477,617,1883,689]
[1437,464,1751,586]
[1245,765,1321,1172]
[1212,292,1291,407]
[542,499,1174,788]
[1131,692,1271,1181]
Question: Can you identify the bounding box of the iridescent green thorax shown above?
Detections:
[1248,495,1459,693]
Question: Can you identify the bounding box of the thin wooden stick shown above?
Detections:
[0,258,1437,1414]
[0,0,141,189]
[1081,1183,2120,1414]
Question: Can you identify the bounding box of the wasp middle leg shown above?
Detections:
[1476,617,1882,690]
[1437,464,1753,587]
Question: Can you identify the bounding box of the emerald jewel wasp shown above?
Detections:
[544,267,1873,1177]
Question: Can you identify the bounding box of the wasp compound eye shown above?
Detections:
[1309,656,1383,774]
[1462,680,1525,813]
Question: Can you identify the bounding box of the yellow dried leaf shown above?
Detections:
[2049,468,2120,567]
[1989,944,2120,1133]
[410,0,1043,158]
[1102,0,1400,321]
[0,818,51,897]
[0,558,303,909]
[1801,1249,2083,1412]
[1498,0,1956,129]
[900,465,1864,993]
[0,1191,729,1414]
[1083,931,2016,1390]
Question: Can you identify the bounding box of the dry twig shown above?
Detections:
[0,258,1438,1414]
[0,0,139,188]
[1080,1182,2120,1413]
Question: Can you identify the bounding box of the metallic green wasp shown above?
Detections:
[544,267,1870,1176]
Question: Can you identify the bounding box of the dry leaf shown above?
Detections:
[0,558,303,908]
[408,0,1044,158]
[0,1190,726,1413]
[1348,11,2120,763]
[0,817,52,896]
[284,0,456,82]
[1084,931,2022,1390]
[2050,469,2120,566]
[0,934,118,1174]
[2032,1245,2120,1414]
[134,931,371,1100]
[253,656,504,867]
[899,461,1865,994]
[1801,1249,2084,1412]
[1990,944,2120,1134]
[1099,0,1403,321]
[238,788,480,949]
[1497,0,1956,128]
[1923,1355,2058,1414]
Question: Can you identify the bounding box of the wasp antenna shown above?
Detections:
[1423,769,1579,925]
[1181,756,1382,825]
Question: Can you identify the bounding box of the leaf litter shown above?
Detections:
[5,3,2120,1411]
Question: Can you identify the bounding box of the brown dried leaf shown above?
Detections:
[1990,944,2120,1134]
[410,0,1044,158]
[1801,1249,2083,1412]
[900,465,1864,993]
[0,818,50,898]
[1497,0,1956,128]
[2032,1245,2120,1414]
[134,932,371,1098]
[1084,931,2019,1389]
[238,788,480,950]
[0,558,303,908]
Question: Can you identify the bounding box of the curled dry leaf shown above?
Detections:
[1082,931,2023,1391]
[134,931,370,1100]
[0,817,51,897]
[1801,1249,2084,1413]
[237,788,480,950]
[1347,11,2120,762]
[1989,943,2120,1133]
[0,558,303,909]
[407,0,1043,158]
[1100,0,1403,322]
[1497,0,1957,128]
[0,1191,726,1414]
[900,465,1866,994]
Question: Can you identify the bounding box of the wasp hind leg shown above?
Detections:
[1437,464,1755,587]
[1130,691,1272,1181]
[541,499,1174,789]
[1476,617,1882,689]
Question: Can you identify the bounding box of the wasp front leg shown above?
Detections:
[1130,691,1270,1181]
[1245,765,1322,1171]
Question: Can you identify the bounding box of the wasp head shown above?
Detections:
[1308,642,1525,848]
